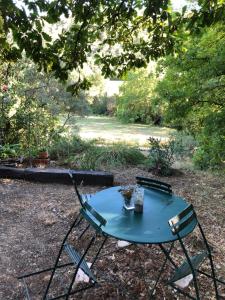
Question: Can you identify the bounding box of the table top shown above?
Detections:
[89,186,197,244]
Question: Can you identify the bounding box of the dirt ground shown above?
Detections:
[1,167,225,300]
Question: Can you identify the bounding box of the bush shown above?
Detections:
[48,136,91,160]
[75,143,145,170]
[147,137,175,176]
[169,131,197,159]
[48,137,146,171]
[192,148,210,170]
[91,96,108,115]
[155,25,225,170]
[0,144,22,159]
[193,134,225,170]
[91,95,116,116]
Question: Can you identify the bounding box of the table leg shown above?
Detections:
[158,243,178,268]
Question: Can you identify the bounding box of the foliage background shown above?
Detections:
[155,24,225,168]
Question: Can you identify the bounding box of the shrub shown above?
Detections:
[192,148,210,170]
[193,134,225,170]
[91,95,116,115]
[147,137,175,176]
[0,144,22,159]
[169,131,197,159]
[91,96,108,115]
[75,143,145,170]
[48,136,91,160]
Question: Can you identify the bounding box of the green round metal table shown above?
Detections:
[89,186,197,244]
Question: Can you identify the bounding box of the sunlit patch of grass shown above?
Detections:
[65,115,175,147]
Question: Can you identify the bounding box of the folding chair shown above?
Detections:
[136,176,172,194]
[68,170,96,238]
[68,170,93,206]
[18,200,108,300]
[164,204,225,299]
[68,170,127,256]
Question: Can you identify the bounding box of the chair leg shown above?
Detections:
[178,238,201,300]
[197,269,225,285]
[43,213,82,299]
[162,236,201,299]
[78,223,90,239]
[159,243,177,268]
[192,275,200,300]
[148,243,175,298]
[90,236,108,269]
[65,236,96,300]
[207,252,220,299]
[198,223,220,299]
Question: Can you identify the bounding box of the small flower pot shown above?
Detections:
[38,151,49,159]
[32,158,49,168]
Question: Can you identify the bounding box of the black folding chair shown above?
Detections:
[68,170,93,207]
[136,176,172,194]
[18,201,108,300]
[68,170,96,238]
[153,204,225,299]
[68,170,127,256]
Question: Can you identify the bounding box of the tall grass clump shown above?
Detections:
[48,136,93,160]
[48,136,145,170]
[77,143,146,170]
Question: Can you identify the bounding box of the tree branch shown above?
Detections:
[192,98,223,107]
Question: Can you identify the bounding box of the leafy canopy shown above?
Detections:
[1,0,225,93]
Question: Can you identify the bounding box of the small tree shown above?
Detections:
[0,59,90,154]
[116,69,159,124]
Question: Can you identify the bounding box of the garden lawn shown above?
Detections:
[67,116,175,147]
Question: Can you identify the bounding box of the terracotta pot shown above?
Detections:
[32,158,49,167]
[38,151,49,159]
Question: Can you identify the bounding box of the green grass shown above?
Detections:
[66,116,175,147]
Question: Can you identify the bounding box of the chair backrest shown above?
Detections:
[68,170,84,207]
[168,204,197,235]
[136,176,172,194]
[80,201,107,233]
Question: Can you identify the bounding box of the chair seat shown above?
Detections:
[64,243,97,283]
[169,250,208,283]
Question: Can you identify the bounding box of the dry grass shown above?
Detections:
[67,116,175,146]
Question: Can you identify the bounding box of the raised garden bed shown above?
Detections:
[0,166,114,186]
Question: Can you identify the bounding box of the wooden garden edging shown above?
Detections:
[0,166,114,186]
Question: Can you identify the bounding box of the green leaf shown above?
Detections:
[42,32,52,42]
[35,20,42,32]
